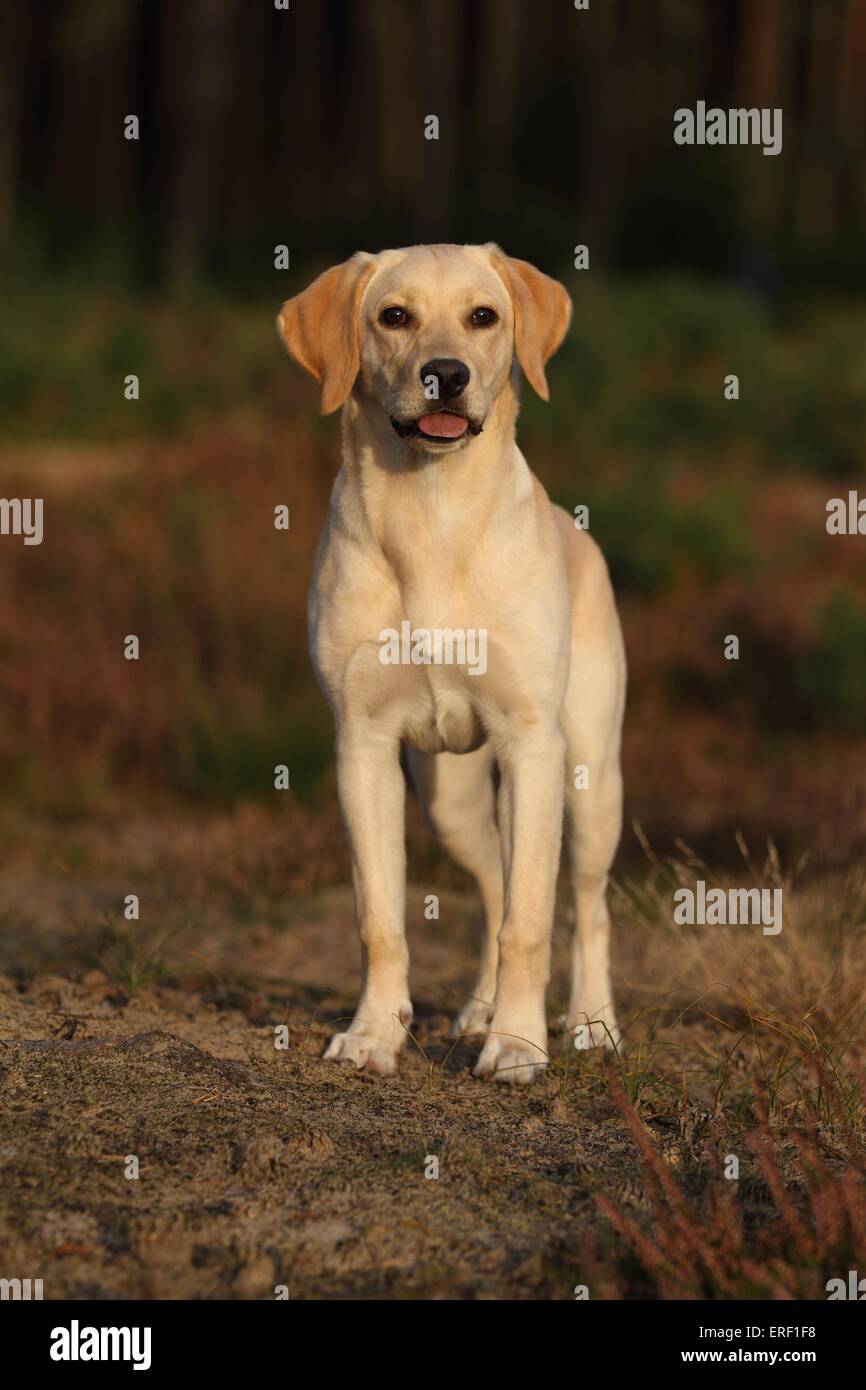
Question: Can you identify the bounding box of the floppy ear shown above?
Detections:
[276,252,375,414]
[487,247,572,401]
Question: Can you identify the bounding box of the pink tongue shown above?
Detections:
[418,412,468,439]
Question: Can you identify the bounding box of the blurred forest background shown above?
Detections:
[1,0,865,876]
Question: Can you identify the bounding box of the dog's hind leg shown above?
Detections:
[561,647,624,1051]
[406,745,503,1037]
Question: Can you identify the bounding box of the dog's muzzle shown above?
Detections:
[389,410,484,443]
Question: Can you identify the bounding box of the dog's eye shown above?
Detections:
[470,306,498,327]
[380,306,410,328]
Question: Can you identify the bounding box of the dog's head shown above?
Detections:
[277,243,572,456]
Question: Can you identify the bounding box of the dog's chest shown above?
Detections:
[381,560,491,753]
[402,667,487,755]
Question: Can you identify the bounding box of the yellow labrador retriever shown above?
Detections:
[278,243,625,1083]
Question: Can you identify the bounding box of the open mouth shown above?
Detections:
[390,410,483,443]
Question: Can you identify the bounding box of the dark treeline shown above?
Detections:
[1,0,864,290]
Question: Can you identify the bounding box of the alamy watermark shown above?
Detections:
[827,1270,866,1300]
[0,497,43,545]
[378,621,487,676]
[674,880,783,936]
[1,1276,43,1299]
[50,1320,151,1370]
[675,102,782,157]
[826,491,866,535]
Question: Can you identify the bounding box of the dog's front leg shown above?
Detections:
[323,720,412,1075]
[474,726,565,1084]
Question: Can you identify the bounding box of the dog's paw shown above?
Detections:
[566,1005,621,1052]
[324,1029,401,1075]
[450,996,493,1039]
[324,1001,411,1076]
[473,1021,548,1085]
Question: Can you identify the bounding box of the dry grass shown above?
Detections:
[596,1061,866,1298]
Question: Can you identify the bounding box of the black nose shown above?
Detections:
[419,358,470,403]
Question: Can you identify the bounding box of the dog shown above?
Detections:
[278,243,626,1083]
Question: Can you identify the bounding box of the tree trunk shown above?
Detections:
[162,0,237,288]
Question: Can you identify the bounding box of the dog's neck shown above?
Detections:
[338,376,531,574]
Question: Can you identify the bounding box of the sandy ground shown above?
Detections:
[1,810,864,1300]
[0,866,644,1300]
